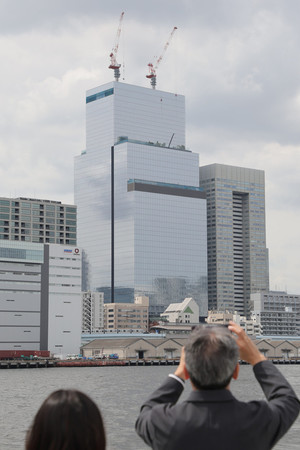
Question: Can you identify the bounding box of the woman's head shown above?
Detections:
[26,389,106,450]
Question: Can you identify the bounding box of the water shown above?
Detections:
[0,365,299,449]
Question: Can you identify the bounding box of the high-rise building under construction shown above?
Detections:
[74,81,208,316]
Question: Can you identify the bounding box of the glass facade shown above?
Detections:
[0,240,44,263]
[75,82,208,316]
[199,164,269,315]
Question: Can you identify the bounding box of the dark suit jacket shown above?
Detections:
[135,361,299,450]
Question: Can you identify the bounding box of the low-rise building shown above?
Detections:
[104,296,149,332]
[160,297,199,324]
[206,310,262,336]
[81,337,185,360]
[252,291,300,336]
[206,310,234,325]
[81,336,300,360]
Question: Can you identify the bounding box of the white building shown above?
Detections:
[0,241,82,356]
[82,291,104,333]
[206,310,262,336]
[48,244,82,356]
[160,297,199,324]
[252,291,300,336]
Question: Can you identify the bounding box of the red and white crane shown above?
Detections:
[146,26,177,89]
[109,11,124,81]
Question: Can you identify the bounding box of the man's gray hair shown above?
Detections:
[184,325,239,390]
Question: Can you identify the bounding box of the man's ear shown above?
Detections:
[232,363,240,380]
[183,364,190,380]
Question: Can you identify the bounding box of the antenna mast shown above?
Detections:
[109,12,125,81]
[146,26,177,89]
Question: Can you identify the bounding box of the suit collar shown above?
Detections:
[187,388,235,403]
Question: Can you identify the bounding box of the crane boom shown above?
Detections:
[109,11,124,81]
[146,26,177,89]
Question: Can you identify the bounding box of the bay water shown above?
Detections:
[1,365,299,449]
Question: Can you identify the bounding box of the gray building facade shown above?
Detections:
[199,164,269,315]
[0,240,82,355]
[0,197,77,245]
[252,291,300,336]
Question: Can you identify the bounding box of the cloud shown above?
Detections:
[0,0,299,295]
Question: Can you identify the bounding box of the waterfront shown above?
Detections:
[1,365,299,450]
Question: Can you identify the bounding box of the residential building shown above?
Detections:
[0,240,82,355]
[160,297,199,324]
[199,164,269,316]
[82,291,104,333]
[0,197,77,245]
[252,291,300,336]
[104,296,149,332]
[74,81,208,316]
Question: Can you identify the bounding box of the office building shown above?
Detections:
[199,164,269,315]
[252,291,300,336]
[82,291,104,333]
[0,197,77,245]
[75,81,208,316]
[0,240,82,355]
[47,244,82,355]
[104,296,149,332]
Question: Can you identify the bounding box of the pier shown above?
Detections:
[1,358,300,369]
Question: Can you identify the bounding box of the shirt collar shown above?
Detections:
[187,388,235,403]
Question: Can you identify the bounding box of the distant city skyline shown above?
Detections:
[0,1,299,294]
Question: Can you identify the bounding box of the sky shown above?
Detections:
[0,0,299,294]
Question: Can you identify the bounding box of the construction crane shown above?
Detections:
[109,11,124,81]
[146,26,177,89]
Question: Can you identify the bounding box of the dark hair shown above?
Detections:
[185,324,239,390]
[26,389,106,450]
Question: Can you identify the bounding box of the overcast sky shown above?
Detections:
[0,0,299,294]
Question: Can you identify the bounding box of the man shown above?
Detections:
[135,322,300,450]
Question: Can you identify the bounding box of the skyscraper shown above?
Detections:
[75,81,207,316]
[199,163,269,315]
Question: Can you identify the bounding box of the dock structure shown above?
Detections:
[1,358,300,369]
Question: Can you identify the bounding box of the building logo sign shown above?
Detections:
[63,248,80,255]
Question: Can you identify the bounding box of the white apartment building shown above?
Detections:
[82,291,104,333]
